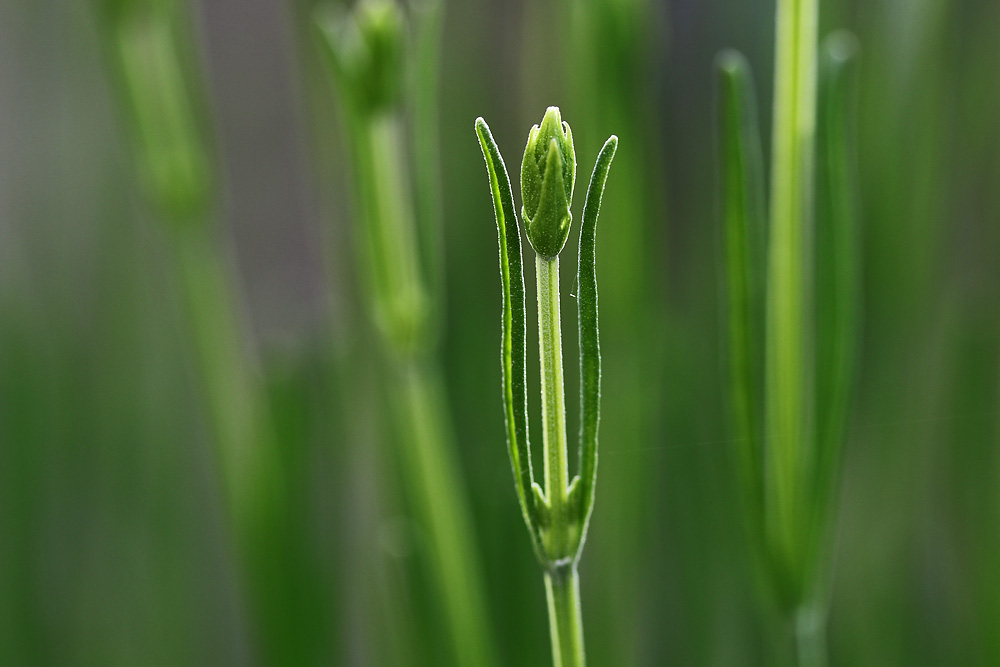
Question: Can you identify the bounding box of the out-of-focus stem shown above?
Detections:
[395,360,495,667]
[109,0,282,538]
[172,221,296,663]
[360,114,428,353]
[170,223,278,526]
[411,0,445,312]
[103,4,292,660]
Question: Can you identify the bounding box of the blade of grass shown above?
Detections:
[766,0,819,606]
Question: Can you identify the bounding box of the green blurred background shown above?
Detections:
[1,0,998,664]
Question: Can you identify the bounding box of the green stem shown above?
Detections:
[544,566,586,667]
[536,255,570,533]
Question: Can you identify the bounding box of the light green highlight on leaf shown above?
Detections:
[766,0,820,602]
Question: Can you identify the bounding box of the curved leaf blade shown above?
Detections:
[574,134,618,535]
[475,117,543,550]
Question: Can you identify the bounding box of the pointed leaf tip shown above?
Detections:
[715,49,751,77]
[822,30,860,65]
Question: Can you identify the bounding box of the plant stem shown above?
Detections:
[536,255,570,529]
[545,565,586,667]
[537,254,584,665]
[766,0,818,591]
[411,0,446,311]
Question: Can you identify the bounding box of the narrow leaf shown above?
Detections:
[717,50,767,519]
[814,31,860,531]
[575,134,617,533]
[475,118,544,550]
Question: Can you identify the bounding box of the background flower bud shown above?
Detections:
[319,0,406,114]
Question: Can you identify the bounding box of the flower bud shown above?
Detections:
[521,107,576,258]
[318,0,405,114]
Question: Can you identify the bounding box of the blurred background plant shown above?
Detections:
[0,0,998,665]
[314,1,497,665]
[717,5,861,661]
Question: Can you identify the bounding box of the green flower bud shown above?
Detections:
[521,106,576,259]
